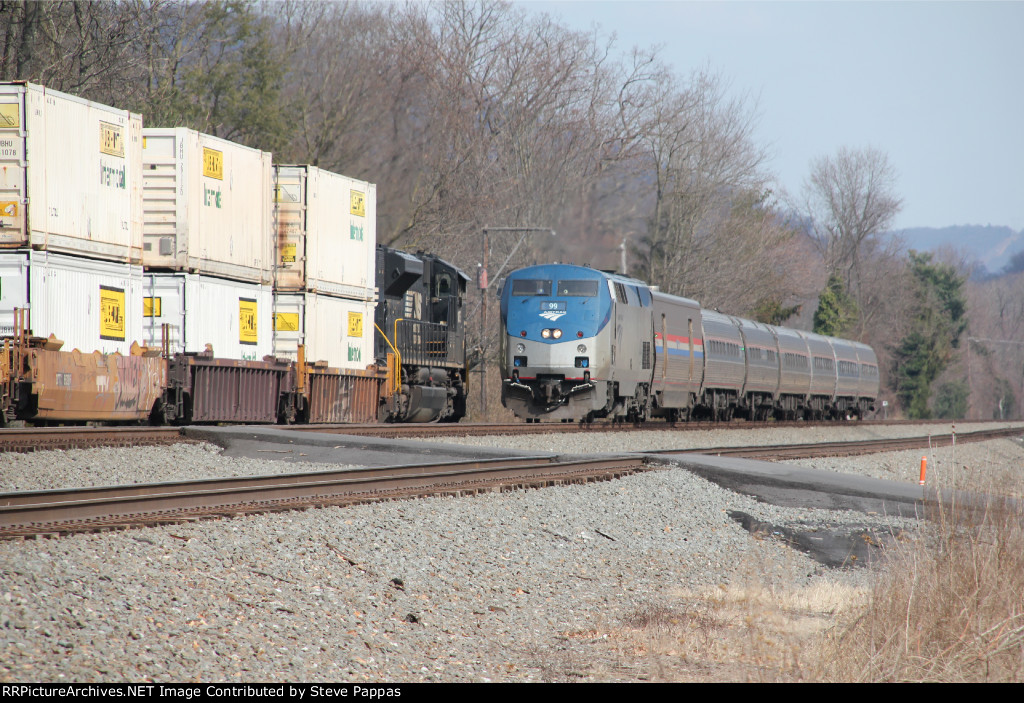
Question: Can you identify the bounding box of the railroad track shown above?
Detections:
[0,455,646,539]
[278,417,1002,439]
[1,426,1020,539]
[662,426,1024,460]
[0,425,187,452]
[2,419,1020,452]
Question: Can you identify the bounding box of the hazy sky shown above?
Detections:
[514,1,1023,231]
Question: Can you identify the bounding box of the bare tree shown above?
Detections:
[0,0,156,104]
[628,68,803,314]
[800,146,903,298]
[964,271,1024,418]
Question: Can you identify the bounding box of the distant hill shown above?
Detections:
[893,225,1023,275]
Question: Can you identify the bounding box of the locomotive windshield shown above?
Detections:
[555,280,599,297]
[511,279,552,296]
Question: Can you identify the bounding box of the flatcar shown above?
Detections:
[499,263,878,423]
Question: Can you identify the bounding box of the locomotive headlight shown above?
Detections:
[516,343,525,353]
[577,344,587,354]
[552,329,562,339]
[541,329,551,339]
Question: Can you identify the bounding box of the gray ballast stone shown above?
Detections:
[1,423,1022,682]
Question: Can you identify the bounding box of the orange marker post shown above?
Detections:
[919,456,927,486]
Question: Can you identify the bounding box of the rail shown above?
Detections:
[0,456,645,538]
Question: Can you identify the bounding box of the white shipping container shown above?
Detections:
[142,273,273,361]
[0,250,144,355]
[273,292,375,370]
[143,128,273,283]
[274,166,376,300]
[0,82,143,262]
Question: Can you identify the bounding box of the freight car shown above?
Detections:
[499,264,878,423]
[0,247,468,426]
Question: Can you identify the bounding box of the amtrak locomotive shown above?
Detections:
[499,264,879,423]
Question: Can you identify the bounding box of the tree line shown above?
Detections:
[2,0,1014,420]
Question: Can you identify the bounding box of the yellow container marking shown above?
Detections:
[239,298,258,345]
[203,147,223,180]
[350,190,365,217]
[99,122,124,158]
[143,297,162,318]
[348,312,363,338]
[100,286,126,341]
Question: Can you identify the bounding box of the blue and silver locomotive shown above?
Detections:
[499,264,879,423]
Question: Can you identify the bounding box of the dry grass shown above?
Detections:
[571,490,1024,682]
[814,487,1024,682]
[557,579,866,682]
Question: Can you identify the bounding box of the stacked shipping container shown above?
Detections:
[271,166,377,370]
[0,81,380,380]
[140,129,273,283]
[140,128,278,357]
[0,82,145,354]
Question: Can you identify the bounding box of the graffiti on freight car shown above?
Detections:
[239,297,258,345]
[99,286,126,341]
[348,345,362,362]
[350,223,364,241]
[112,356,166,413]
[29,348,166,419]
[99,122,124,157]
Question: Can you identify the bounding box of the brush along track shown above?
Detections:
[0,456,646,539]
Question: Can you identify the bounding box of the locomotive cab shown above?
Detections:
[374,246,469,422]
[500,265,655,422]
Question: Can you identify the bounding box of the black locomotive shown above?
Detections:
[374,246,469,422]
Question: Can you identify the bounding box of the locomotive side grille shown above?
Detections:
[642,341,651,370]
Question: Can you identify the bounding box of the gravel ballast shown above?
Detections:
[1,422,1022,682]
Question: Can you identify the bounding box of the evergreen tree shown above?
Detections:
[892,252,968,418]
[751,298,801,326]
[812,273,858,337]
[933,380,969,419]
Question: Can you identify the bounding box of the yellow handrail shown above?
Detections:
[374,321,402,396]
